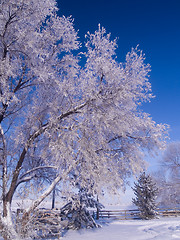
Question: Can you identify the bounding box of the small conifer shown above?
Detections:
[132,172,158,219]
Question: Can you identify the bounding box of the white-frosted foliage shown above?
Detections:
[162,142,180,182]
[132,172,158,219]
[0,0,168,239]
[154,142,180,207]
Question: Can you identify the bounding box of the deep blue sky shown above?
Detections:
[58,0,180,142]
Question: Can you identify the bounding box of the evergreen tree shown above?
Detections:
[132,172,158,219]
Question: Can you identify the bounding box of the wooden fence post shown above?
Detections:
[52,187,55,209]
[96,195,99,220]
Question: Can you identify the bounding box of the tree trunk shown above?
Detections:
[1,202,20,240]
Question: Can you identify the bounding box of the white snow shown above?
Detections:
[62,217,180,240]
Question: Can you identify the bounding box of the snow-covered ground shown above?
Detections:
[62,217,180,240]
[1,199,179,240]
[0,213,179,239]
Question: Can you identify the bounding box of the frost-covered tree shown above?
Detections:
[162,142,180,181]
[0,1,80,238]
[0,0,168,239]
[154,142,180,207]
[132,172,158,219]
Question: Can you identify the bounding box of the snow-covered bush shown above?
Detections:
[132,172,158,219]
[15,208,65,239]
[60,190,103,230]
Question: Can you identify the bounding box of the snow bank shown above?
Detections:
[62,217,180,240]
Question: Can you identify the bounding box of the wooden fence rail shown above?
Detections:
[16,207,180,221]
[157,208,180,217]
[91,208,180,220]
[91,209,140,220]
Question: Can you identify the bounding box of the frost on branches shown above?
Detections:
[154,142,180,207]
[132,172,159,219]
[0,0,168,239]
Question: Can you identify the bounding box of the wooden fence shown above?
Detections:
[157,208,180,217]
[16,207,180,221]
[91,209,140,220]
[91,208,180,220]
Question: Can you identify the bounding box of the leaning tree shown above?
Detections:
[0,0,168,239]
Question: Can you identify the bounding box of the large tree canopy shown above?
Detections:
[0,0,168,239]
